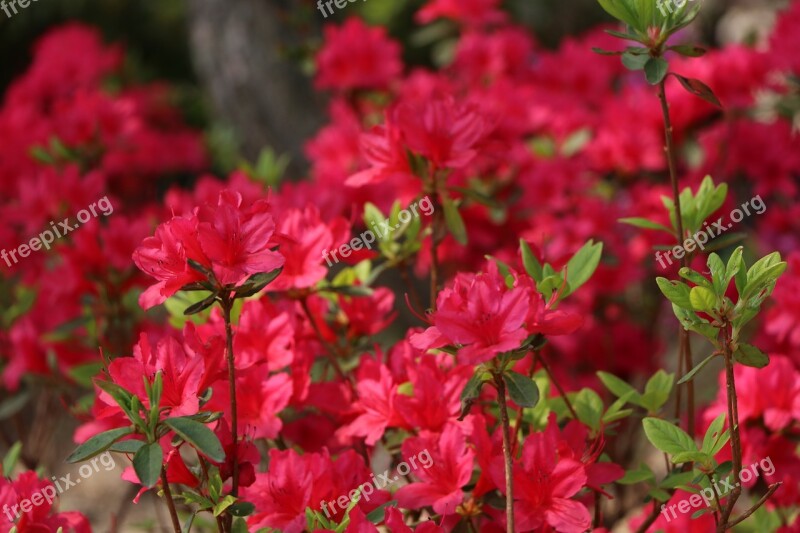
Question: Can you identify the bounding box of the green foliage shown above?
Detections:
[597,369,673,414]
[514,239,603,302]
[504,371,540,408]
[163,417,225,462]
[643,417,696,456]
[622,176,728,246]
[133,442,163,488]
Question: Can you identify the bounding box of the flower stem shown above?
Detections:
[221,298,239,499]
[160,466,182,533]
[538,353,579,421]
[657,77,695,438]
[494,373,515,533]
[718,324,743,530]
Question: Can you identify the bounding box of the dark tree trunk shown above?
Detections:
[186,0,324,177]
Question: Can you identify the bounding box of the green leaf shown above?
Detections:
[702,413,727,455]
[366,500,398,524]
[0,391,32,421]
[325,285,374,297]
[622,51,650,71]
[734,343,769,368]
[707,253,727,295]
[648,487,672,502]
[689,286,717,312]
[109,439,145,454]
[573,388,604,430]
[725,247,744,290]
[234,268,284,298]
[656,278,693,310]
[644,57,669,85]
[619,217,673,233]
[677,353,717,385]
[2,442,22,477]
[679,267,713,289]
[597,371,639,401]
[671,450,710,465]
[520,240,543,282]
[184,293,217,316]
[660,470,695,489]
[641,370,674,413]
[674,74,722,108]
[618,464,655,485]
[67,427,134,463]
[213,495,237,517]
[561,128,592,157]
[442,195,467,245]
[504,371,540,408]
[743,259,787,301]
[229,502,256,517]
[163,417,225,462]
[562,240,603,297]
[597,0,639,27]
[642,417,697,456]
[668,44,706,57]
[459,371,488,420]
[133,442,163,488]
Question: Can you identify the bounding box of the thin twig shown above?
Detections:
[538,353,579,421]
[494,373,515,533]
[221,298,240,501]
[160,466,182,533]
[720,483,782,530]
[706,472,723,526]
[718,324,743,530]
[299,297,354,390]
[658,77,696,438]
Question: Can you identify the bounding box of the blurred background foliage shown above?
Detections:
[0,0,782,176]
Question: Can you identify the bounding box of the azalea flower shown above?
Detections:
[491,417,592,533]
[395,423,474,515]
[411,263,529,364]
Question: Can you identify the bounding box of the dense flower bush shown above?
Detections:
[0,0,799,532]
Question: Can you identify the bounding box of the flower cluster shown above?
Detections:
[0,0,799,532]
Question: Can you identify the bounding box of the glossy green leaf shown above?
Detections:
[133,442,163,488]
[67,427,134,463]
[163,417,225,462]
[504,371,540,408]
[734,343,769,368]
[643,417,697,456]
[644,57,669,85]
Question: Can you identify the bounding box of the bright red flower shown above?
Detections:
[411,263,529,364]
[340,363,402,445]
[395,97,491,170]
[0,471,91,533]
[195,190,284,287]
[269,205,349,291]
[132,216,207,310]
[416,0,507,27]
[492,417,591,533]
[316,17,403,91]
[346,115,416,188]
[395,423,474,515]
[244,449,332,533]
[704,354,800,431]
